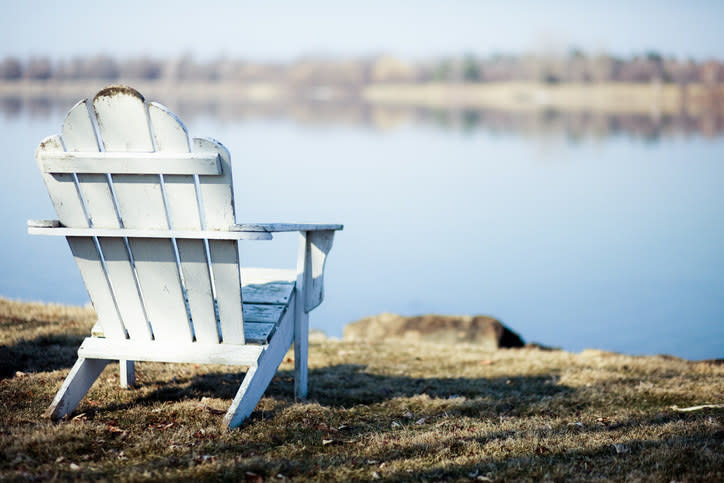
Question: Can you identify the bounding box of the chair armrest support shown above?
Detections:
[297,230,336,313]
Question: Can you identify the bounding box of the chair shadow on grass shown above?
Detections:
[82,363,572,421]
[5,346,720,480]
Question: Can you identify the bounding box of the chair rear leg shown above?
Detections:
[120,360,135,388]
[45,357,111,420]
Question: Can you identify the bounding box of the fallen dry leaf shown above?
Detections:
[204,406,226,415]
[671,404,724,412]
[613,443,630,454]
[245,471,263,482]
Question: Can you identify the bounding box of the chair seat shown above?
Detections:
[241,267,296,344]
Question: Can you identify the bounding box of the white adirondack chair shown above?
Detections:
[28,85,341,428]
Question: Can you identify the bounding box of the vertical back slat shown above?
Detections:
[34,134,86,227]
[194,138,244,344]
[149,103,202,229]
[35,124,126,341]
[92,87,191,343]
[62,100,151,341]
[67,238,126,340]
[149,102,219,344]
[195,137,235,230]
[63,100,117,228]
[210,240,244,344]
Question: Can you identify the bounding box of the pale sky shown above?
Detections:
[2,0,723,61]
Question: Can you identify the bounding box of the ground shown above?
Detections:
[1,297,722,481]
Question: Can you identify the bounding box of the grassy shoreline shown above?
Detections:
[1,297,722,480]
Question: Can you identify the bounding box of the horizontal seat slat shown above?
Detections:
[242,303,286,324]
[243,282,294,305]
[78,337,264,366]
[37,151,221,175]
[243,323,276,344]
[241,268,295,305]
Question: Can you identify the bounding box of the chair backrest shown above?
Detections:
[35,86,246,345]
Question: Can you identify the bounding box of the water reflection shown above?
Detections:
[2,99,722,361]
[2,94,722,140]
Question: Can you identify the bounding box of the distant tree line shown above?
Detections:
[1,51,723,85]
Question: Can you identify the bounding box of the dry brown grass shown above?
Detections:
[1,296,722,481]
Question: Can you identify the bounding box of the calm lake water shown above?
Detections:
[1,105,722,360]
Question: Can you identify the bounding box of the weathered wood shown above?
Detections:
[176,239,218,343]
[195,137,235,230]
[32,85,341,427]
[131,238,193,343]
[243,303,286,324]
[148,101,217,344]
[45,357,111,420]
[242,281,294,305]
[233,223,343,232]
[28,225,273,240]
[38,151,221,175]
[27,219,61,228]
[93,87,192,346]
[78,338,264,366]
[86,318,277,344]
[67,237,126,340]
[304,230,336,312]
[61,99,145,345]
[29,223,343,237]
[243,322,277,344]
[64,99,120,230]
[40,103,131,342]
[96,237,151,340]
[35,135,87,227]
[63,94,153,344]
[120,360,135,388]
[294,232,310,400]
[210,240,245,344]
[223,292,296,428]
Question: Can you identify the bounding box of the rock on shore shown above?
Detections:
[343,313,524,349]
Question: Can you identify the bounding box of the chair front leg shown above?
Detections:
[45,357,111,420]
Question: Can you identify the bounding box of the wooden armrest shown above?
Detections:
[27,220,273,240]
[232,223,343,233]
[28,219,62,228]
